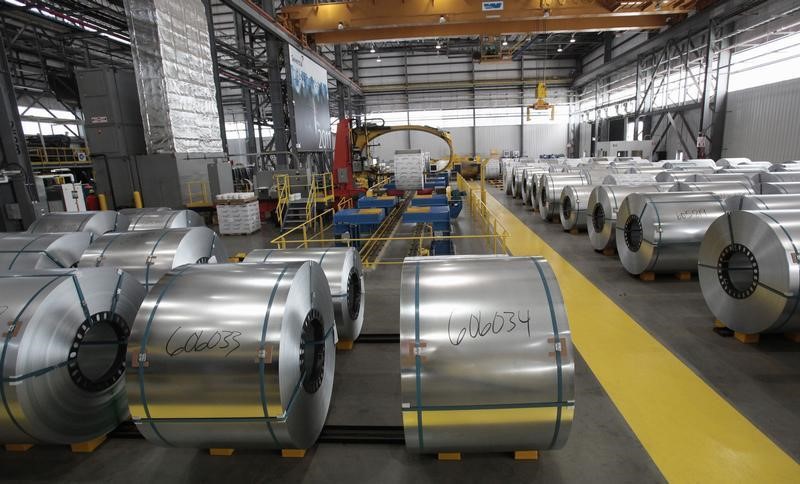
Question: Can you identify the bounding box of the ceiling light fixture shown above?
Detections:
[502,39,508,46]
[436,41,442,49]
[570,34,576,43]
[337,21,344,30]
[376,56,382,63]
[543,9,550,18]
[370,45,375,53]
[557,45,563,52]
[439,15,446,24]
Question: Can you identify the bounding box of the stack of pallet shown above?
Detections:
[215,192,260,235]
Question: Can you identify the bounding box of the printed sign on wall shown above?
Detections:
[288,46,332,151]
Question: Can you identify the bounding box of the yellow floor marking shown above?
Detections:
[480,187,799,482]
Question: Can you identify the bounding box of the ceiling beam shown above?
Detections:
[311,14,681,44]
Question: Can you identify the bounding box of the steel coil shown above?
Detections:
[244,248,364,342]
[126,262,335,449]
[537,173,591,220]
[725,194,800,211]
[399,255,574,453]
[586,184,669,251]
[682,173,755,186]
[0,232,91,271]
[769,163,800,172]
[560,184,598,231]
[760,182,800,194]
[715,157,751,168]
[123,209,205,231]
[522,169,548,206]
[504,163,517,195]
[0,268,146,444]
[754,172,800,184]
[669,181,755,198]
[26,211,129,239]
[484,159,501,179]
[663,159,716,170]
[699,210,800,333]
[616,192,726,274]
[78,227,226,290]
[655,170,713,182]
[602,173,658,185]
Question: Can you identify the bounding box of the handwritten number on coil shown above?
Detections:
[448,309,532,346]
[165,326,242,357]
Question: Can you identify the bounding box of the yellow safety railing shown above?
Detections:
[457,173,510,255]
[28,147,92,167]
[185,181,211,208]
[315,172,334,203]
[275,174,291,225]
[275,172,335,227]
[306,180,317,231]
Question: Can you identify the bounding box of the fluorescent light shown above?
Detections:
[502,39,508,46]
[570,35,576,43]
[4,0,26,7]
[376,57,381,63]
[370,45,375,53]
[557,45,563,52]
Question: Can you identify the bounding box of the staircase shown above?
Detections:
[282,198,315,231]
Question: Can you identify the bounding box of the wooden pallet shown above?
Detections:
[436,450,539,461]
[638,271,692,282]
[215,198,258,205]
[713,320,800,344]
[336,339,354,351]
[601,248,616,257]
[569,228,581,235]
[4,435,107,454]
[208,448,307,458]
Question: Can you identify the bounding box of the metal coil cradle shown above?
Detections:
[559,184,598,231]
[78,227,226,290]
[123,209,205,231]
[26,211,129,240]
[699,210,800,334]
[126,262,335,449]
[0,268,146,444]
[669,181,755,199]
[400,255,574,453]
[725,194,800,211]
[586,185,669,251]
[616,192,726,275]
[537,173,591,220]
[0,233,91,271]
[244,248,365,342]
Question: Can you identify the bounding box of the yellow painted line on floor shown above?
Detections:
[480,187,799,483]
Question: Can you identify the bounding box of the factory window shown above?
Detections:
[728,32,800,92]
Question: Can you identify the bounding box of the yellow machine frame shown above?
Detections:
[352,123,455,172]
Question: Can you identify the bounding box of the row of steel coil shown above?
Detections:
[502,156,800,337]
[1,206,574,455]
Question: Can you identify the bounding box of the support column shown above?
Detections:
[0,26,36,228]
[203,0,228,154]
[699,22,732,160]
[334,45,347,119]
[235,13,257,163]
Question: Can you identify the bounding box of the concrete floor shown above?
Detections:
[3,192,796,482]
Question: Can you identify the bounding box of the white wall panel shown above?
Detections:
[723,77,800,162]
[523,123,568,158]
[476,125,520,157]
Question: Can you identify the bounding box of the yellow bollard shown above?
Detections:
[133,191,143,209]
[98,194,108,211]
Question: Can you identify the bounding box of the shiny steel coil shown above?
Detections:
[244,248,364,342]
[119,207,170,216]
[504,163,517,195]
[698,210,800,334]
[522,169,548,206]
[760,182,800,194]
[721,166,769,174]
[26,211,129,239]
[662,160,717,171]
[123,209,205,231]
[602,173,658,185]
[78,227,226,290]
[715,157,751,168]
[669,181,755,198]
[400,255,574,453]
[616,192,726,274]
[581,168,613,184]
[538,173,591,220]
[560,184,598,231]
[725,194,800,211]
[0,232,91,271]
[753,172,800,184]
[682,173,755,186]
[126,262,335,449]
[586,184,670,251]
[655,170,711,183]
[0,268,146,444]
[769,162,800,172]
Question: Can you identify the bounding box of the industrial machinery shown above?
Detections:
[400,255,574,453]
[332,118,455,199]
[126,262,335,449]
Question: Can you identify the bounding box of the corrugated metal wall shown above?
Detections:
[523,124,568,157]
[723,77,800,162]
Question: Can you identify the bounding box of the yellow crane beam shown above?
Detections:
[281,0,696,44]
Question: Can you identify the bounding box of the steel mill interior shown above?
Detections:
[0,0,799,483]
